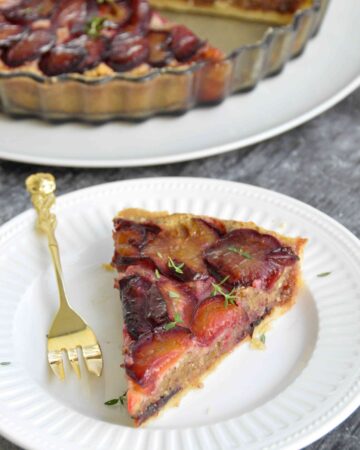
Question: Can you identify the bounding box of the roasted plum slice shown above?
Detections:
[4,0,55,24]
[64,34,108,71]
[157,278,197,327]
[120,275,170,340]
[170,25,205,62]
[129,0,151,32]
[52,0,88,34]
[126,327,192,386]
[148,30,171,67]
[107,31,149,72]
[204,229,299,290]
[113,218,161,261]
[39,39,87,76]
[0,21,24,47]
[191,295,249,345]
[143,218,219,281]
[4,28,54,66]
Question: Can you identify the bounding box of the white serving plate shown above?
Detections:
[0,177,359,450]
[0,0,359,167]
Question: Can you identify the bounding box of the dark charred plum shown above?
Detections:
[191,295,249,345]
[39,40,87,76]
[125,327,192,385]
[4,0,55,24]
[4,28,54,67]
[148,30,172,67]
[107,31,149,72]
[170,25,204,62]
[204,228,299,290]
[143,218,219,281]
[129,0,151,32]
[120,275,170,340]
[0,22,24,47]
[52,0,88,34]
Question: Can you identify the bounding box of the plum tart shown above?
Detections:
[111,208,306,425]
[0,0,326,120]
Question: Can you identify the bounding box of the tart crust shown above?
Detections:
[150,0,314,25]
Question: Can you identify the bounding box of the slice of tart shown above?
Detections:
[111,208,307,426]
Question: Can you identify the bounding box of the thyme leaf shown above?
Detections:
[164,312,183,330]
[86,16,106,38]
[168,256,184,274]
[105,390,127,406]
[317,272,331,278]
[227,246,252,260]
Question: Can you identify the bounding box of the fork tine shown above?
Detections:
[67,348,81,378]
[48,350,65,381]
[82,344,103,377]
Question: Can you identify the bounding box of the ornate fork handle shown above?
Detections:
[25,173,70,311]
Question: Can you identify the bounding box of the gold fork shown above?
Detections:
[26,173,103,380]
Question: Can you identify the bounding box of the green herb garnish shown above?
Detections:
[259,334,266,344]
[168,256,184,274]
[105,390,127,406]
[86,16,106,38]
[169,290,180,299]
[155,269,161,280]
[164,313,183,330]
[211,276,237,308]
[227,246,252,260]
[0,362,10,366]
[157,251,163,259]
[317,272,331,278]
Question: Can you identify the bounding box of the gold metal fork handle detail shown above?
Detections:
[25,173,70,311]
[25,173,57,235]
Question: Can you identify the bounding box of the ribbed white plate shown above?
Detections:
[0,0,359,168]
[0,177,360,450]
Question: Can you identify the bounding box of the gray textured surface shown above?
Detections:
[0,88,359,450]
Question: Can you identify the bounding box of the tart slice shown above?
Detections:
[112,208,307,426]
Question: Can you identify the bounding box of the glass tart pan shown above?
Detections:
[0,0,328,122]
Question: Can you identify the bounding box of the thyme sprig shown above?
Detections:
[105,390,127,406]
[164,312,183,330]
[167,256,184,274]
[86,16,106,38]
[211,276,238,308]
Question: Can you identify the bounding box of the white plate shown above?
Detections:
[0,0,359,168]
[1,177,360,450]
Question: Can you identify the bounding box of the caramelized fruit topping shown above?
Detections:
[204,228,298,289]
